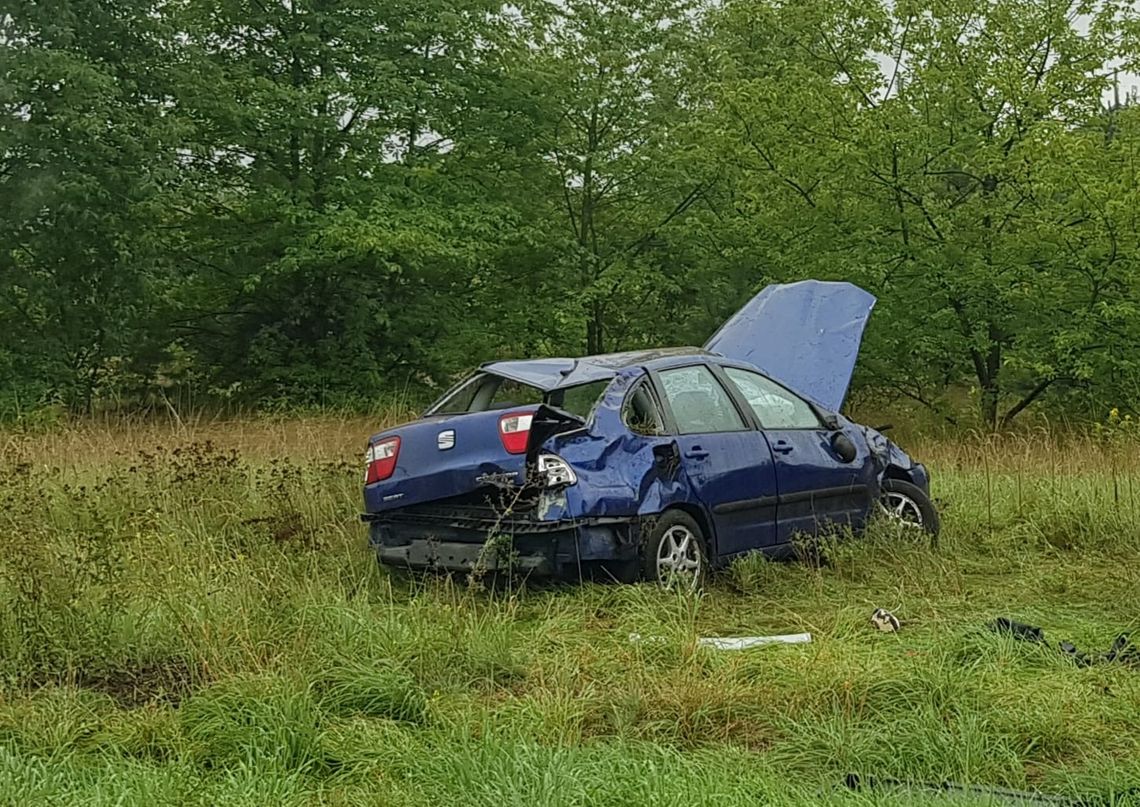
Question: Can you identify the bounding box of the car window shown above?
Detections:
[621,379,665,436]
[723,367,822,429]
[550,381,609,420]
[431,374,485,414]
[658,365,746,434]
[431,374,544,414]
[485,378,544,410]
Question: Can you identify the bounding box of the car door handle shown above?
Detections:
[772,441,794,454]
[684,446,710,459]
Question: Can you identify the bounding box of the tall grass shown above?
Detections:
[1,418,1140,805]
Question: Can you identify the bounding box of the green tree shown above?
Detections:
[0,1,184,411]
[697,0,1140,426]
[515,0,707,354]
[162,0,531,402]
[5,0,1140,424]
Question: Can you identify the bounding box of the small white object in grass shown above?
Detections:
[697,633,812,650]
[628,632,667,645]
[871,608,901,633]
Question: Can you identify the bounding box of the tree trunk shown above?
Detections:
[586,301,604,354]
[288,1,303,196]
[579,102,600,353]
[980,375,999,430]
[975,337,1001,430]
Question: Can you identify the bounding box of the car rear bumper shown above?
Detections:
[363,510,638,577]
[372,531,566,575]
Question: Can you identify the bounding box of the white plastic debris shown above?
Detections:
[697,633,812,650]
[871,608,901,633]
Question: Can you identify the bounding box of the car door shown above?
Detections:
[720,366,874,544]
[652,364,779,558]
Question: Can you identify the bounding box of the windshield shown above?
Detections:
[429,373,608,420]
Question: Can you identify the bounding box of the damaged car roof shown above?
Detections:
[482,347,710,391]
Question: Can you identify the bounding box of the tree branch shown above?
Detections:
[736,115,818,208]
[1000,377,1060,426]
[881,379,960,426]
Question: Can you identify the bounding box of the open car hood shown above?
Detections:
[704,280,876,412]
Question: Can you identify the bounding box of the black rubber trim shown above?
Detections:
[713,484,868,514]
[712,496,779,514]
[778,484,868,505]
[361,510,632,534]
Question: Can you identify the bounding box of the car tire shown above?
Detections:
[879,478,940,545]
[640,510,709,590]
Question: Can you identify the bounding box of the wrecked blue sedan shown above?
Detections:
[362,281,937,586]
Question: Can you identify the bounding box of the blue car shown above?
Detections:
[362,281,937,587]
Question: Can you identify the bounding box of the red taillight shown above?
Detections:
[498,411,533,454]
[365,437,400,483]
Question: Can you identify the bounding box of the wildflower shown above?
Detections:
[1110,407,1120,421]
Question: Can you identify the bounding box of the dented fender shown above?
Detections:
[860,422,930,494]
[534,368,707,529]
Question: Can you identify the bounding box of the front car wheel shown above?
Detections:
[878,478,940,545]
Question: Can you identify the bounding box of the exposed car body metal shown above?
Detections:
[362,282,932,580]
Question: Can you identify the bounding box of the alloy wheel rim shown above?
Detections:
[656,525,702,589]
[881,491,924,528]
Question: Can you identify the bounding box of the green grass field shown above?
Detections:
[1,418,1139,805]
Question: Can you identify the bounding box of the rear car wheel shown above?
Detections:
[640,511,708,590]
[879,478,940,544]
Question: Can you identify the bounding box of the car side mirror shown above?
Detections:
[831,432,857,464]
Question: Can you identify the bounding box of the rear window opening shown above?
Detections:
[430,373,608,420]
[622,380,665,436]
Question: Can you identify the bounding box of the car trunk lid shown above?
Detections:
[362,405,584,514]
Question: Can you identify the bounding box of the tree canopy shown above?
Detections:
[3,0,1140,426]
